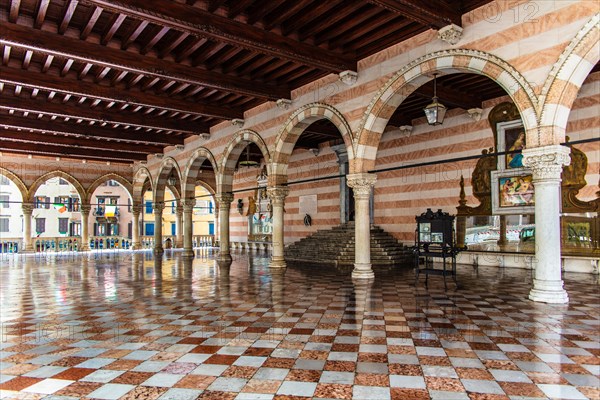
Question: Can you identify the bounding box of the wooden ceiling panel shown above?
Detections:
[0,0,496,162]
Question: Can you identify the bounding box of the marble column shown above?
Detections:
[347,173,377,279]
[216,193,234,262]
[131,205,141,250]
[497,215,508,247]
[175,202,184,248]
[21,203,34,253]
[522,145,571,304]
[80,205,91,251]
[153,202,164,255]
[267,186,289,268]
[182,199,195,258]
[214,207,219,246]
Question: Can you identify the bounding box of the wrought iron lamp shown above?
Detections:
[423,73,447,126]
[238,145,259,167]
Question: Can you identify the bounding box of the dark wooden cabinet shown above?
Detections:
[414,209,461,289]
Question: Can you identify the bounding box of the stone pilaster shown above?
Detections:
[80,205,91,251]
[182,199,195,258]
[216,193,234,262]
[267,186,289,268]
[347,173,377,279]
[131,205,142,250]
[21,203,34,253]
[522,145,571,304]
[153,202,165,255]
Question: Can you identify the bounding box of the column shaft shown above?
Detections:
[80,205,91,251]
[182,199,195,257]
[21,204,34,253]
[268,187,289,268]
[153,203,164,254]
[131,205,141,250]
[347,173,377,279]
[523,145,570,303]
[216,193,233,262]
[176,203,183,248]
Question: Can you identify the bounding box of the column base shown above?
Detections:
[182,249,195,258]
[218,253,232,262]
[19,249,35,254]
[79,245,90,251]
[352,263,374,279]
[153,246,164,255]
[269,256,287,269]
[132,243,142,250]
[529,278,569,303]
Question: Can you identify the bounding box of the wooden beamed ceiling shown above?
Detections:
[0,0,494,163]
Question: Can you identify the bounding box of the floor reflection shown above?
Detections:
[0,250,598,399]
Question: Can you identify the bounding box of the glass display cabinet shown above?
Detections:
[414,208,462,289]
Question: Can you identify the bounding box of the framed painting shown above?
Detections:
[496,120,525,170]
[491,169,535,214]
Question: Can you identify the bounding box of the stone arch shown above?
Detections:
[27,170,86,203]
[86,173,133,203]
[154,157,182,203]
[220,130,270,193]
[182,147,219,200]
[0,166,28,201]
[271,103,355,177]
[132,167,153,205]
[539,14,600,145]
[355,49,539,171]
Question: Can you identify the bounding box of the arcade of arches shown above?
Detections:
[0,10,598,307]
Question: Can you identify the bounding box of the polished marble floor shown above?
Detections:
[0,249,598,400]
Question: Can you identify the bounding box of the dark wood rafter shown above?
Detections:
[0,0,493,161]
[0,94,203,135]
[81,0,357,72]
[0,127,165,153]
[0,23,289,100]
[0,138,150,161]
[365,0,461,28]
[0,113,182,145]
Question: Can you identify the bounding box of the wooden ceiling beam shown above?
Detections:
[0,23,289,100]
[227,0,255,19]
[262,1,313,31]
[281,0,343,36]
[298,2,363,42]
[0,113,182,145]
[0,127,165,154]
[58,0,79,34]
[80,5,104,40]
[9,0,21,23]
[82,0,356,72]
[0,94,202,135]
[34,0,51,29]
[121,19,149,50]
[100,13,126,45]
[158,31,189,59]
[0,65,241,120]
[140,26,170,55]
[366,0,461,29]
[0,139,149,161]
[246,1,281,25]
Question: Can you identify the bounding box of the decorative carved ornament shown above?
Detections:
[267,187,289,205]
[347,173,377,196]
[522,145,571,180]
[438,24,463,45]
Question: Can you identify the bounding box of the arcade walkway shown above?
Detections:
[0,251,598,399]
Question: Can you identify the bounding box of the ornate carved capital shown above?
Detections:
[21,203,34,214]
[347,173,377,197]
[153,202,165,213]
[80,205,92,215]
[267,187,289,206]
[522,145,571,181]
[131,204,142,214]
[182,199,195,212]
[216,193,234,207]
[438,23,463,45]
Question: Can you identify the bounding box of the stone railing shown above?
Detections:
[33,236,82,252]
[89,236,132,250]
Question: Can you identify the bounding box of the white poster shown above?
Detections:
[299,194,317,215]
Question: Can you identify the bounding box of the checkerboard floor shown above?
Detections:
[0,250,598,399]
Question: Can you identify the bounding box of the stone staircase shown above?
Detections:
[285,222,414,267]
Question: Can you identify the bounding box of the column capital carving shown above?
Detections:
[182,198,195,212]
[216,193,234,206]
[80,204,92,214]
[347,173,377,196]
[21,203,34,214]
[153,202,165,213]
[267,186,289,204]
[131,204,142,214]
[522,145,571,181]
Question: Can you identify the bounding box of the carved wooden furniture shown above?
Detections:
[414,209,461,289]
